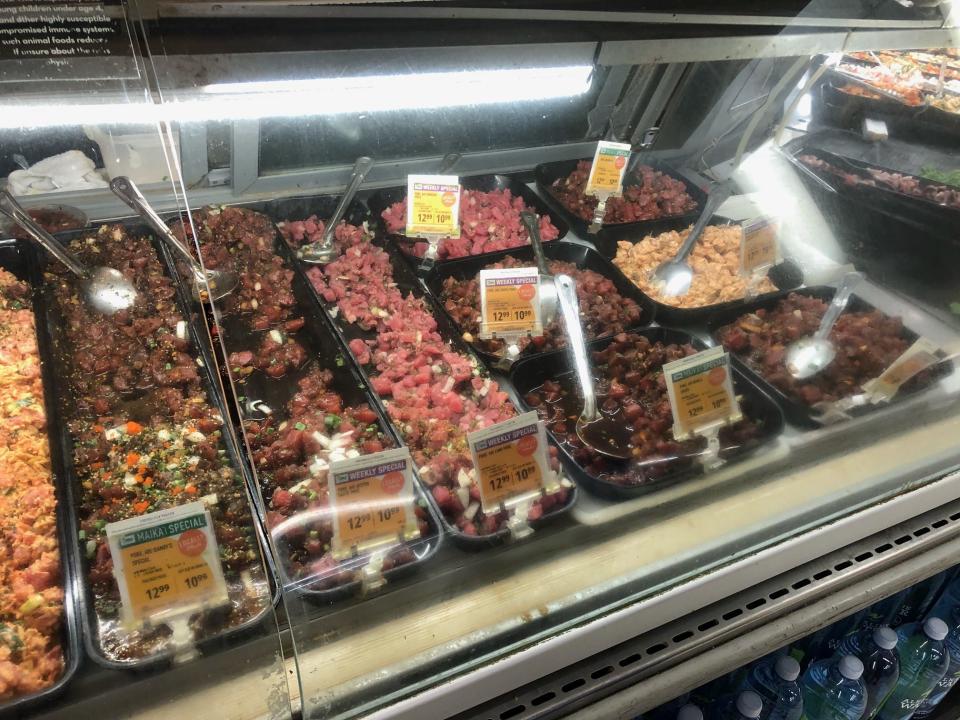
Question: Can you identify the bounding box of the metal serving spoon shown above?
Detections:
[554,273,632,460]
[110,176,238,302]
[0,190,138,315]
[650,183,731,298]
[519,210,558,326]
[300,156,374,265]
[786,271,862,380]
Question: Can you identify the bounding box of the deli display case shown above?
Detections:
[2,2,960,719]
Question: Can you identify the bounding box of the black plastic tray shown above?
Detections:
[815,75,960,146]
[508,326,785,501]
[182,201,443,599]
[262,197,578,550]
[0,241,82,717]
[533,158,707,244]
[38,222,280,670]
[591,217,804,327]
[786,141,960,244]
[422,240,657,367]
[703,287,953,428]
[365,173,570,274]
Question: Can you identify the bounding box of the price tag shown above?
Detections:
[862,337,941,402]
[663,346,742,441]
[106,502,229,629]
[328,447,420,559]
[740,217,779,275]
[468,412,551,513]
[478,267,543,339]
[405,174,460,238]
[585,141,632,197]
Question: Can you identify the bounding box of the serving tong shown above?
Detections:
[110,176,239,302]
[0,189,139,315]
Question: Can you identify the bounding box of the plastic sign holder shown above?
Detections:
[585,141,632,232]
[478,266,545,363]
[468,412,557,540]
[740,216,779,298]
[106,502,229,662]
[663,347,742,470]
[328,447,420,592]
[406,174,460,268]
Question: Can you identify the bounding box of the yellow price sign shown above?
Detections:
[585,141,632,197]
[663,346,742,441]
[106,502,229,628]
[405,174,460,238]
[862,337,941,402]
[328,447,419,559]
[478,267,542,339]
[740,217,779,274]
[468,412,549,512]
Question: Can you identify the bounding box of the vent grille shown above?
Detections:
[454,503,960,720]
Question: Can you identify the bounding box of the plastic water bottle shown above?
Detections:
[646,694,691,720]
[800,655,867,720]
[912,605,960,719]
[862,591,909,634]
[893,573,949,627]
[717,691,764,720]
[744,655,803,720]
[836,627,900,719]
[804,609,870,667]
[876,618,950,720]
[925,573,960,625]
[676,704,704,720]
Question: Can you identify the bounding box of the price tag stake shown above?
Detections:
[468,412,556,522]
[663,347,742,467]
[479,267,544,341]
[585,141,632,231]
[328,447,420,561]
[405,174,461,257]
[862,337,942,403]
[107,502,230,631]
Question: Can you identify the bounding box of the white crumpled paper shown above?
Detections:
[7,150,108,195]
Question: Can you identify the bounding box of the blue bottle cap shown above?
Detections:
[736,691,763,719]
[839,655,864,680]
[676,704,704,720]
[924,617,949,641]
[874,626,898,650]
[775,655,800,681]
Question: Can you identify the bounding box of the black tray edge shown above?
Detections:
[0,240,83,717]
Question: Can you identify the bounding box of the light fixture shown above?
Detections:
[0,65,593,130]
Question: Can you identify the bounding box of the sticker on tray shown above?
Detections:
[478,266,543,339]
[328,447,420,559]
[862,337,942,403]
[405,174,461,238]
[106,502,229,628]
[468,411,550,513]
[585,141,632,197]
[663,346,742,441]
[740,217,779,275]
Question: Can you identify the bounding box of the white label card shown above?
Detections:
[405,174,460,238]
[478,267,544,340]
[106,502,229,629]
[328,447,420,559]
[585,141,632,197]
[663,346,742,441]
